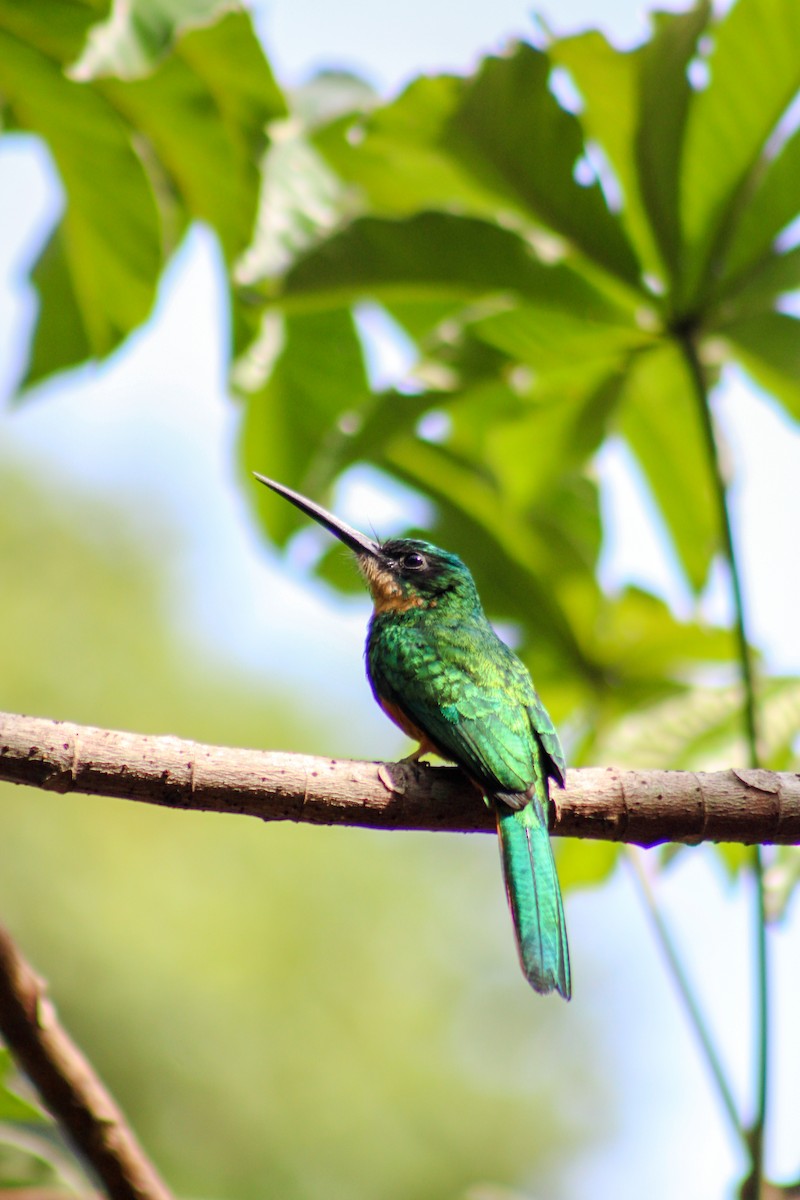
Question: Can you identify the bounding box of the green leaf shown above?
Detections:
[470,301,652,377]
[328,389,444,472]
[0,1050,46,1124]
[555,839,620,890]
[716,122,800,291]
[443,42,642,287]
[634,2,711,283]
[313,74,503,218]
[552,5,711,287]
[681,0,800,302]
[584,586,734,699]
[236,129,346,288]
[718,311,800,419]
[240,309,372,544]
[23,225,93,383]
[550,30,662,280]
[0,0,108,66]
[279,211,635,314]
[99,11,285,265]
[70,0,234,78]
[0,25,163,386]
[616,341,719,592]
[477,372,625,506]
[594,675,800,772]
[2,3,284,392]
[712,245,800,321]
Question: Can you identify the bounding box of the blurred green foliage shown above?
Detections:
[2,0,800,1193]
[0,461,604,1194]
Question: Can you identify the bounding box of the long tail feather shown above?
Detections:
[493,793,571,999]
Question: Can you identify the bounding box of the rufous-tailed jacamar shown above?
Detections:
[255,473,571,999]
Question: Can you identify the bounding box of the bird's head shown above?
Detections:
[254,474,479,613]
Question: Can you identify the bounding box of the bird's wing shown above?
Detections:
[368,620,562,795]
[526,692,566,787]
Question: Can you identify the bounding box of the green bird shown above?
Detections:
[255,473,571,999]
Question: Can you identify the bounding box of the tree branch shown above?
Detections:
[0,922,173,1200]
[0,711,798,845]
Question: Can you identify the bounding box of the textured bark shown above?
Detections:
[0,923,173,1200]
[1,710,798,846]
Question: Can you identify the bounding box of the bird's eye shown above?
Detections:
[404,551,426,571]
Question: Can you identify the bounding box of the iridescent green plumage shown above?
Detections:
[366,540,570,999]
[255,476,571,999]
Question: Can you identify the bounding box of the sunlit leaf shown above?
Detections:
[0,24,162,386]
[681,0,800,302]
[0,0,107,65]
[241,309,371,543]
[581,586,734,699]
[290,69,377,129]
[470,302,652,376]
[313,74,502,218]
[278,211,634,313]
[550,30,663,280]
[616,341,718,592]
[1,3,283,392]
[23,224,93,384]
[634,2,711,284]
[555,839,620,890]
[482,371,625,505]
[554,5,712,290]
[719,311,800,418]
[712,245,800,321]
[716,123,800,291]
[0,1050,47,1124]
[99,12,285,265]
[443,42,642,287]
[70,0,232,78]
[595,675,800,770]
[236,132,346,291]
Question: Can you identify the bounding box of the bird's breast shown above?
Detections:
[375,694,444,758]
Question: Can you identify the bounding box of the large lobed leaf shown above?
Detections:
[0,22,162,379]
[680,0,800,304]
[441,43,642,287]
[277,210,634,314]
[0,0,284,392]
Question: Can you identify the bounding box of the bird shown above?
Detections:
[254,473,571,999]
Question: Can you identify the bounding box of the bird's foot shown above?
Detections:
[399,746,429,765]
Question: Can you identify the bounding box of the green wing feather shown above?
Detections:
[368,613,571,998]
[367,617,564,791]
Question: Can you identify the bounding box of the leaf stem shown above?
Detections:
[681,333,768,1198]
[682,342,760,765]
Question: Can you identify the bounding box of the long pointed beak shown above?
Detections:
[253,473,382,558]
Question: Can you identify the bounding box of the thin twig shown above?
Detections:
[682,339,761,761]
[0,924,174,1200]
